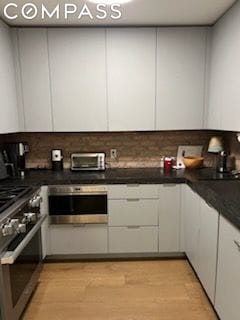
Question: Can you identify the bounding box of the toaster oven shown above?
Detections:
[71,153,105,171]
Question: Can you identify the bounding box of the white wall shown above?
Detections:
[0,20,19,134]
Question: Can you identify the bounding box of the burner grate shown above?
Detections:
[0,186,33,214]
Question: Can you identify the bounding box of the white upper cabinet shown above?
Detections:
[208,1,240,131]
[17,29,53,132]
[0,21,19,134]
[156,28,207,130]
[107,28,156,131]
[48,28,108,132]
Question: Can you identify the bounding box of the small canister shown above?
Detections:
[164,157,173,172]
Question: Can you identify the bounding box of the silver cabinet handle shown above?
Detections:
[234,240,240,250]
[126,199,140,202]
[126,184,139,188]
[127,226,140,229]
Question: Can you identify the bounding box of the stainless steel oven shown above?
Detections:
[0,187,46,320]
[48,185,108,224]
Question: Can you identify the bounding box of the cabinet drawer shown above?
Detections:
[109,199,159,226]
[108,184,159,199]
[109,226,158,253]
[49,225,108,255]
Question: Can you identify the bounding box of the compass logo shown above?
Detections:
[3,2,122,21]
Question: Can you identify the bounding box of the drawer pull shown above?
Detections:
[72,224,86,228]
[127,226,140,229]
[126,184,140,188]
[234,240,240,250]
[126,199,140,202]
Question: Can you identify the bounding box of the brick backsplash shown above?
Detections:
[0,130,231,169]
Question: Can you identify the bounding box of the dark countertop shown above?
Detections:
[0,167,235,186]
[1,167,240,230]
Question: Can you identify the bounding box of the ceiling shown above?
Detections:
[0,0,237,27]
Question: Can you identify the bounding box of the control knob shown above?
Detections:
[17,223,26,234]
[23,212,37,223]
[29,195,41,208]
[1,219,19,237]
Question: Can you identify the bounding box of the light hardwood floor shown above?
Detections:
[22,259,218,320]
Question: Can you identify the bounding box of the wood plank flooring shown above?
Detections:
[22,259,218,320]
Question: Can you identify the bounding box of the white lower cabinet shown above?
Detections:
[182,185,219,304]
[49,225,108,255]
[109,226,158,253]
[159,185,181,252]
[198,199,219,304]
[108,199,159,227]
[215,215,240,320]
[182,185,201,272]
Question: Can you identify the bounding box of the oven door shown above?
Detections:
[0,216,45,320]
[49,192,108,224]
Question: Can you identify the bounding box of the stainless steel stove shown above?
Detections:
[0,186,33,214]
[0,185,46,320]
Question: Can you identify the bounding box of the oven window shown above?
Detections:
[73,157,97,168]
[49,195,107,216]
[8,229,42,307]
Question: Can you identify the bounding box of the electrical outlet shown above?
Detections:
[110,149,117,159]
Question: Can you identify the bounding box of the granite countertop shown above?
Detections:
[0,167,235,186]
[1,167,240,230]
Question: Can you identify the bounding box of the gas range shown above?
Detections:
[0,184,46,320]
[0,185,42,251]
[0,185,34,214]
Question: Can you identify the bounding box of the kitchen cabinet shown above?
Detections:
[182,185,201,272]
[17,28,53,132]
[49,225,108,255]
[109,226,158,253]
[158,184,181,252]
[108,184,159,253]
[156,28,207,130]
[198,198,219,304]
[108,199,159,227]
[215,215,240,320]
[48,28,108,132]
[182,185,219,303]
[208,1,240,131]
[107,28,156,131]
[0,21,19,134]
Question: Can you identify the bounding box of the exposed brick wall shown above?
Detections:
[0,130,227,169]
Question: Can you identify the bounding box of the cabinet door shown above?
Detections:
[109,199,159,227]
[208,3,240,131]
[108,184,159,199]
[48,28,108,132]
[156,28,207,130]
[49,225,108,255]
[158,185,181,252]
[0,22,19,133]
[18,29,53,131]
[182,185,201,272]
[215,215,240,320]
[198,199,219,304]
[107,28,156,131]
[109,226,158,253]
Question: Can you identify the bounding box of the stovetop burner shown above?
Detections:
[0,186,33,214]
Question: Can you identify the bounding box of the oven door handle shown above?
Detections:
[1,214,47,265]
